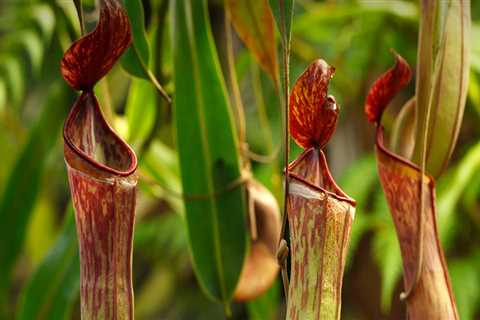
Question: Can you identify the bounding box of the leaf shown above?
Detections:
[13,30,44,76]
[225,0,279,85]
[390,97,415,158]
[372,216,402,313]
[437,141,480,248]
[0,82,74,301]
[365,55,459,319]
[289,59,339,149]
[1,56,24,108]
[413,0,471,177]
[472,23,480,72]
[468,70,480,115]
[268,0,295,45]
[125,78,156,148]
[172,0,248,310]
[246,282,280,320]
[339,155,377,265]
[234,180,280,301]
[17,207,80,320]
[121,0,151,79]
[449,255,480,320]
[0,80,6,112]
[140,141,184,215]
[412,0,437,161]
[30,4,55,43]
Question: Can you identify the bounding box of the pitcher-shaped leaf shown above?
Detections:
[365,55,458,319]
[287,59,356,320]
[61,0,138,319]
[234,180,281,301]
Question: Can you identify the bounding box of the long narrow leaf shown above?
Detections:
[225,0,279,85]
[121,0,151,79]
[172,0,248,311]
[0,82,73,303]
[413,0,471,177]
[268,0,295,45]
[18,207,79,320]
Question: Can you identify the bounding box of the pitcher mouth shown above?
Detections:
[288,147,356,206]
[63,91,137,177]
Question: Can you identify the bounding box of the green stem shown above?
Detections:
[278,0,292,300]
[73,0,85,35]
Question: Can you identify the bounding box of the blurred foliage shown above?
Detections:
[0,0,479,319]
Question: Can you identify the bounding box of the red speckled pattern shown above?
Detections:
[366,53,458,318]
[289,60,339,149]
[376,132,458,319]
[63,91,137,319]
[68,166,136,320]
[286,148,355,320]
[364,53,412,123]
[60,0,132,91]
[61,1,137,319]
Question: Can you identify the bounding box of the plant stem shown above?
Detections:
[224,8,247,150]
[132,45,172,106]
[278,0,291,300]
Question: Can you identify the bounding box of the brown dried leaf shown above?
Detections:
[225,0,279,85]
[234,180,281,301]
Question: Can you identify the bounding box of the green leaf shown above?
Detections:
[413,0,471,177]
[371,192,402,313]
[338,154,377,264]
[468,70,480,115]
[247,282,280,320]
[30,4,55,43]
[437,141,480,249]
[472,23,480,72]
[140,141,184,215]
[121,0,150,79]
[125,78,156,148]
[0,82,73,301]
[268,0,294,45]
[17,207,80,320]
[0,80,6,112]
[226,0,279,85]
[17,30,44,76]
[390,97,415,159]
[172,0,248,311]
[1,56,24,108]
[372,222,402,313]
[449,255,480,320]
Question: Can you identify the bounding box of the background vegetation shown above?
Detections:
[0,0,479,319]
